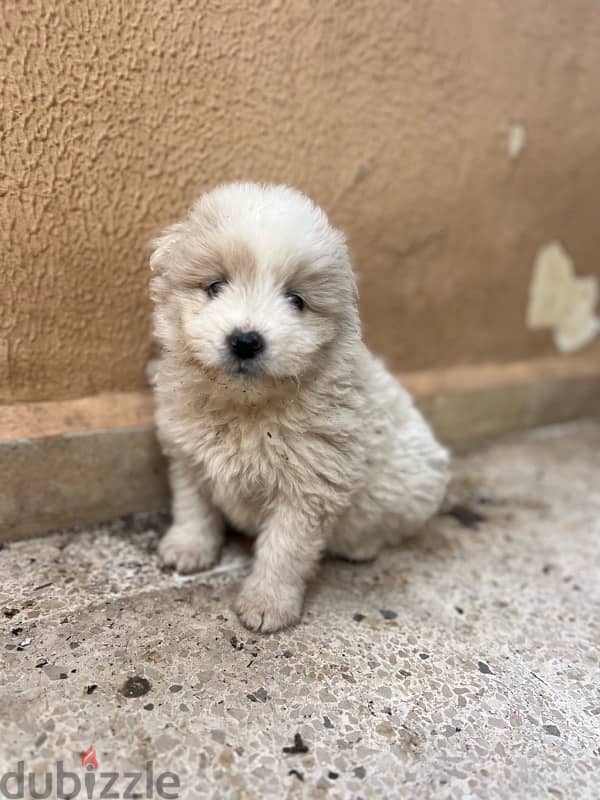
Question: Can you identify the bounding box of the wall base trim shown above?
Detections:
[2,354,599,540]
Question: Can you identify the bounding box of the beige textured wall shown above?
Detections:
[2,0,600,404]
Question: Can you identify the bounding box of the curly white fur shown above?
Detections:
[150,182,450,632]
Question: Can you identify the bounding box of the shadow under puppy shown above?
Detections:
[150,182,450,633]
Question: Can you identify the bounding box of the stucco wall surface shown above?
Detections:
[2,0,600,403]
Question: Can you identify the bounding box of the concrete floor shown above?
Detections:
[1,421,599,799]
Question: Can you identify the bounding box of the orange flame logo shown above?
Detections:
[81,745,99,770]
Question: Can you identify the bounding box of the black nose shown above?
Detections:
[228,330,265,360]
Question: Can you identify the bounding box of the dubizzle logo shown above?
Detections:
[80,746,99,771]
[0,744,180,799]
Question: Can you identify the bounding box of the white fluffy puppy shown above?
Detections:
[150,182,449,633]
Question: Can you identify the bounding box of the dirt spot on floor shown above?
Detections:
[120,676,152,698]
[443,504,487,529]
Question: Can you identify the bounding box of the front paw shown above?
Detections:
[159,523,222,574]
[234,579,304,633]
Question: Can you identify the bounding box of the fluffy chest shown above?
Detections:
[159,389,365,527]
[202,417,307,531]
[203,413,354,502]
[204,419,284,493]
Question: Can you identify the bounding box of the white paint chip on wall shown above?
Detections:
[527,241,599,353]
[508,123,527,159]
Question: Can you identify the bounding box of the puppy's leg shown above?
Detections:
[234,506,326,633]
[159,458,224,573]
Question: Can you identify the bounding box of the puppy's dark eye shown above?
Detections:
[207,280,227,298]
[286,292,305,311]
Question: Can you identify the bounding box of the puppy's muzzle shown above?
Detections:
[227,330,265,361]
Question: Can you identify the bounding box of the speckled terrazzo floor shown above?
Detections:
[1,420,599,800]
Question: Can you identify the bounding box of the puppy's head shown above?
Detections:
[150,183,359,390]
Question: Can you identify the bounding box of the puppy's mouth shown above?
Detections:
[222,357,265,379]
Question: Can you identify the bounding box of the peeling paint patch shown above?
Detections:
[527,241,599,352]
[508,123,526,159]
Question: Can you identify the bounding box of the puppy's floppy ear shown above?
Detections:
[149,222,189,307]
[149,222,186,274]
